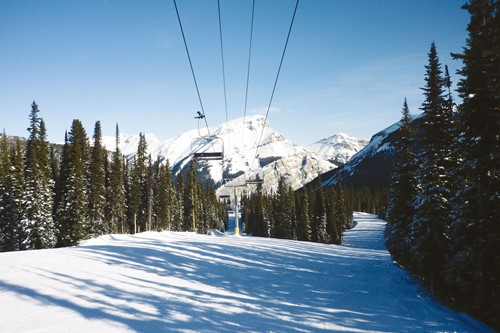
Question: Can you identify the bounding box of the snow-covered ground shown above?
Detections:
[0,213,492,332]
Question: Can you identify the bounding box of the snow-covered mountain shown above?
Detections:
[103,115,338,194]
[317,115,423,189]
[308,133,369,166]
[102,132,162,157]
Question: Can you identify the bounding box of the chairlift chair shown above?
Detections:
[191,135,224,161]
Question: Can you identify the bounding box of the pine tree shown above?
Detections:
[386,99,418,269]
[295,191,311,241]
[55,119,90,246]
[22,102,57,249]
[183,160,199,232]
[448,0,500,325]
[334,177,349,239]
[325,187,339,244]
[107,124,127,233]
[130,133,148,233]
[88,121,107,236]
[173,171,184,231]
[411,43,454,293]
[288,185,297,240]
[273,178,292,239]
[313,178,328,243]
[0,132,21,251]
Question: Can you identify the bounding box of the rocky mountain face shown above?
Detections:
[308,133,369,166]
[102,115,366,196]
[312,115,423,190]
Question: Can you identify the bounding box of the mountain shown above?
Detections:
[308,133,369,166]
[315,115,424,189]
[103,115,338,195]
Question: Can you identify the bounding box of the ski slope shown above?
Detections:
[0,213,492,332]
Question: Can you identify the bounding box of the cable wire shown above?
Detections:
[251,0,299,170]
[243,0,255,124]
[173,0,211,136]
[218,0,229,127]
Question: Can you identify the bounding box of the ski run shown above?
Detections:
[0,213,492,333]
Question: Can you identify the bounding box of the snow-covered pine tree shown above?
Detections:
[410,43,454,294]
[448,0,500,326]
[173,171,184,232]
[21,102,57,250]
[9,139,26,249]
[88,121,107,236]
[386,99,418,269]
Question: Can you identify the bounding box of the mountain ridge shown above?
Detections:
[101,115,368,194]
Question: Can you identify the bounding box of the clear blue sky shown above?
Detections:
[0,0,469,145]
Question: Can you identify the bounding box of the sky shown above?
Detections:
[0,0,469,146]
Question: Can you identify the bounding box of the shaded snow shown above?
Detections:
[0,213,492,332]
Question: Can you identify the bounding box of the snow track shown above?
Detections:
[0,213,492,332]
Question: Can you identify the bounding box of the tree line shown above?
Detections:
[242,177,388,244]
[0,103,227,251]
[242,177,351,244]
[386,1,499,329]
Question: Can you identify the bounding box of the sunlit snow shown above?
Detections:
[0,213,491,332]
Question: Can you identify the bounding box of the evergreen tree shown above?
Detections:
[334,177,349,239]
[386,99,418,269]
[155,161,172,231]
[88,121,107,236]
[55,119,90,246]
[313,178,328,243]
[411,43,454,293]
[272,178,292,239]
[130,133,148,233]
[183,160,199,232]
[448,0,500,325]
[295,191,311,241]
[108,127,127,232]
[22,102,57,249]
[325,187,339,244]
[0,133,21,251]
[288,185,297,240]
[173,171,184,231]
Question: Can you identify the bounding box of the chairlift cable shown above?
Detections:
[251,0,300,171]
[218,0,229,127]
[243,0,256,125]
[173,0,211,136]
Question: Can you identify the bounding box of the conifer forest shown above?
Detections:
[385,1,500,329]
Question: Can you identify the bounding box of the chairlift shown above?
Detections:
[191,135,224,161]
[246,178,263,185]
[246,173,264,185]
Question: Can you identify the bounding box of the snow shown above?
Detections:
[308,133,369,165]
[0,213,492,332]
[102,116,340,194]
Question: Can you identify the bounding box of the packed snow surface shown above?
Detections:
[0,213,491,332]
